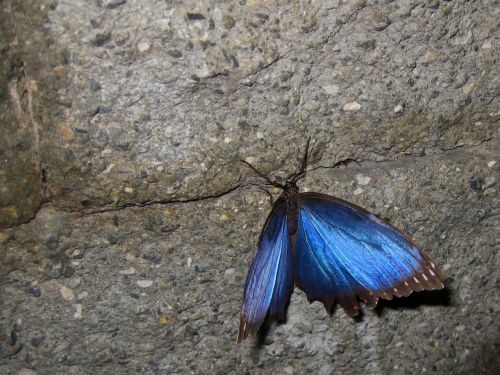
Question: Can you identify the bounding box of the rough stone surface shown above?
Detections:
[0,0,499,374]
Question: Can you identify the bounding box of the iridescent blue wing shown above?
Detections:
[296,193,444,316]
[238,198,294,342]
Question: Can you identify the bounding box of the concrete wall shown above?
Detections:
[0,1,498,374]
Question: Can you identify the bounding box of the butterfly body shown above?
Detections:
[238,180,444,343]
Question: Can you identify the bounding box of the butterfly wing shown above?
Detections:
[238,198,294,342]
[296,192,444,316]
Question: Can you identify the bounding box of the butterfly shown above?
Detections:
[237,139,444,343]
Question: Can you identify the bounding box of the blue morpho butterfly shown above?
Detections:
[237,139,444,343]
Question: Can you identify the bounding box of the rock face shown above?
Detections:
[0,1,498,374]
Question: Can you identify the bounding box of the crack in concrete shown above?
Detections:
[2,137,495,229]
[313,137,496,169]
[327,4,364,43]
[56,183,243,216]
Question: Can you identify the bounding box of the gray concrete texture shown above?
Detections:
[0,0,498,374]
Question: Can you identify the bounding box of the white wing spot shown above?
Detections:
[430,262,435,268]
[404,281,409,287]
[429,269,436,276]
[413,277,420,283]
[393,288,399,292]
[422,274,429,281]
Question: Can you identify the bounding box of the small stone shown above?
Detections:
[142,254,162,264]
[103,0,127,9]
[103,163,115,174]
[194,263,207,273]
[124,187,134,193]
[222,15,235,29]
[53,66,67,78]
[224,268,235,276]
[224,137,232,144]
[355,174,371,186]
[0,232,9,243]
[137,41,150,52]
[0,206,18,219]
[97,105,112,114]
[168,49,182,58]
[89,78,101,91]
[424,51,437,63]
[62,264,75,278]
[30,335,45,348]
[92,32,111,47]
[291,91,300,106]
[322,84,340,95]
[137,280,153,288]
[73,304,83,319]
[41,232,59,250]
[16,369,37,375]
[372,16,391,31]
[158,315,174,325]
[487,161,496,168]
[119,267,136,275]
[358,39,376,51]
[107,234,119,244]
[393,104,403,113]
[343,101,361,112]
[462,82,476,95]
[141,343,155,353]
[430,90,440,99]
[26,287,42,297]
[77,291,88,299]
[160,224,180,234]
[481,40,492,49]
[187,12,205,20]
[60,285,75,301]
[244,157,255,165]
[64,150,75,161]
[353,187,363,195]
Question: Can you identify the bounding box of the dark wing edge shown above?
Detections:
[350,258,444,315]
[296,192,444,317]
[237,199,294,343]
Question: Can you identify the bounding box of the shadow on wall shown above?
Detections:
[374,286,451,315]
[246,286,452,350]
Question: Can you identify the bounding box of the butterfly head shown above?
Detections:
[241,137,314,191]
[283,180,299,192]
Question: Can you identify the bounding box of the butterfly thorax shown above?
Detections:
[281,183,300,237]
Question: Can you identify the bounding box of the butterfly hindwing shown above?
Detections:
[238,199,294,343]
[295,193,443,316]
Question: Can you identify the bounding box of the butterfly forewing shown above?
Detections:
[295,193,444,316]
[237,199,295,343]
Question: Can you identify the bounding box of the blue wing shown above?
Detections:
[296,193,444,316]
[238,199,294,342]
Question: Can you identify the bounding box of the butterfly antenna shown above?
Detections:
[241,159,285,189]
[257,186,275,206]
[290,137,312,183]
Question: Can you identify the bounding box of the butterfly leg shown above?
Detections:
[258,186,275,207]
